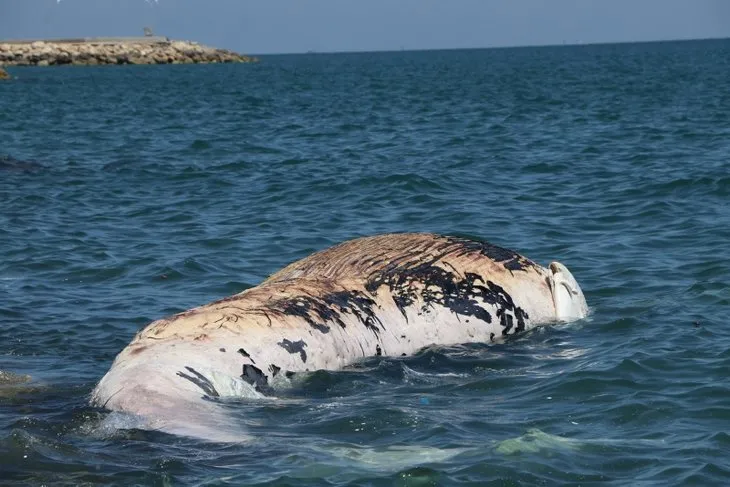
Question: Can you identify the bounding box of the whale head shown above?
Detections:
[548,262,588,321]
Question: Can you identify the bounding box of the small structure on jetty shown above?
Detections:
[0,36,257,66]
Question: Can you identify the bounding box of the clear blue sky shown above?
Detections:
[1,0,729,54]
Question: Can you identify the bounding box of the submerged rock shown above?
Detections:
[0,370,32,386]
[0,155,44,172]
[0,370,41,402]
[0,67,10,79]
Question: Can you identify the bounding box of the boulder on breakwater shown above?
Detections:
[0,37,258,66]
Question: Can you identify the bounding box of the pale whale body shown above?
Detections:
[92,233,588,441]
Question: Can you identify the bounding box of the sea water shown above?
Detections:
[1,39,729,485]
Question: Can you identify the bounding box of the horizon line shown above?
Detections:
[250,35,730,57]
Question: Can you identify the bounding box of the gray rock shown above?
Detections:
[0,39,258,66]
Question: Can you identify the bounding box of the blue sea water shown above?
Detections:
[1,39,730,486]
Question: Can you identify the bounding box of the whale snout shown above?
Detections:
[548,262,588,321]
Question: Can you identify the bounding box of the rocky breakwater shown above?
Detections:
[0,39,257,66]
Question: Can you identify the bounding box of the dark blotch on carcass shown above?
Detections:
[366,259,529,337]
[274,297,331,334]
[322,290,383,335]
[238,348,255,364]
[242,364,271,394]
[271,290,382,336]
[278,338,308,362]
[176,366,220,398]
[443,236,534,272]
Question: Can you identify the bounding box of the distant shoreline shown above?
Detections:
[0,37,258,67]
